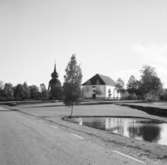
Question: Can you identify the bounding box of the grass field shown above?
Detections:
[16,102,167,122]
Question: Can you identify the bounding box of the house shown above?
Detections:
[82,74,121,99]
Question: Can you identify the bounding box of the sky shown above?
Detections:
[1,0,167,88]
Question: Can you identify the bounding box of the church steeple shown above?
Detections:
[54,63,56,72]
[51,63,58,79]
[48,62,62,99]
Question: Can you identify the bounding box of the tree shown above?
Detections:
[160,89,167,101]
[0,81,4,89]
[48,64,62,100]
[127,75,141,99]
[14,84,25,100]
[63,54,82,117]
[115,78,125,94]
[127,75,137,94]
[22,82,30,99]
[140,65,162,101]
[0,81,4,100]
[14,83,30,100]
[29,85,40,99]
[40,83,48,99]
[3,83,14,100]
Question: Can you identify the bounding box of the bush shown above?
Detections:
[128,93,138,100]
[144,91,160,102]
[121,92,138,100]
[160,90,167,101]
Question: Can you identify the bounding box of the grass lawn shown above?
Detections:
[16,103,167,122]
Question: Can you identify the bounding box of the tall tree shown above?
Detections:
[63,54,82,116]
[48,64,62,100]
[140,65,162,101]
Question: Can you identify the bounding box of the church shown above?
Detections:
[48,64,62,99]
[82,74,121,99]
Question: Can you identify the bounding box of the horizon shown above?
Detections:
[1,0,167,87]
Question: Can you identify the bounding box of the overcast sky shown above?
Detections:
[1,0,167,87]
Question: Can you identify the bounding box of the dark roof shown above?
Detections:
[82,74,115,86]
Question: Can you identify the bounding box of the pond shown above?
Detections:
[67,117,167,146]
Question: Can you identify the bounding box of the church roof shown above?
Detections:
[82,74,115,86]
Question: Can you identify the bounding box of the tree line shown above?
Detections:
[0,55,82,104]
[0,55,167,103]
[0,82,48,101]
[117,65,167,102]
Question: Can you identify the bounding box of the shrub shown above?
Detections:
[144,91,160,102]
[160,89,167,101]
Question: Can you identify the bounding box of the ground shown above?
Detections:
[1,102,167,164]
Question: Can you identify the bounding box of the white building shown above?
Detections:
[82,74,121,99]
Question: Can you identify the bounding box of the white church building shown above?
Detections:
[82,74,121,99]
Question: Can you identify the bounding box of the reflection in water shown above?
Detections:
[128,125,160,142]
[71,117,167,146]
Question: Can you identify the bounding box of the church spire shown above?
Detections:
[51,62,58,79]
[54,62,57,72]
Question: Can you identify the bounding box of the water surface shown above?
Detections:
[68,117,167,145]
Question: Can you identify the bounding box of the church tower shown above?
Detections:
[51,63,58,79]
[48,63,62,99]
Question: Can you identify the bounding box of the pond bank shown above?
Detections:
[115,102,167,118]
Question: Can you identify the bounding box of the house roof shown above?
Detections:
[82,74,115,86]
